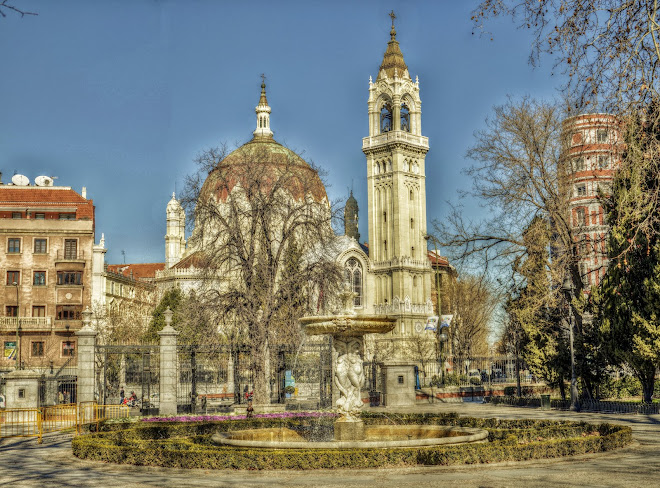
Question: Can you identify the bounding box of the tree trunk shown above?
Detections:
[641,374,655,404]
[251,339,270,405]
[558,377,566,401]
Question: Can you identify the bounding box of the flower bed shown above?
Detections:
[72,413,632,470]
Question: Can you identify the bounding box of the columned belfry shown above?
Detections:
[362,12,433,335]
[253,74,273,140]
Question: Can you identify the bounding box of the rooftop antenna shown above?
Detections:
[121,250,126,264]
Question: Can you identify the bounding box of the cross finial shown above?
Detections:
[260,73,266,85]
[389,10,397,39]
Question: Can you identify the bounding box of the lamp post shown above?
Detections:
[438,330,447,386]
[561,276,580,412]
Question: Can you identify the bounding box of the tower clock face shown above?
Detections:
[415,322,423,333]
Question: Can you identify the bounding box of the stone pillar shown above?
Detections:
[75,307,97,404]
[381,361,416,407]
[4,370,41,409]
[158,307,179,416]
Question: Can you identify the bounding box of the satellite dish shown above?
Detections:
[11,174,29,186]
[35,175,54,187]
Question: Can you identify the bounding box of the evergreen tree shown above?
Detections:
[143,287,183,343]
[592,111,660,403]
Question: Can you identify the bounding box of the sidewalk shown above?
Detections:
[1,402,658,487]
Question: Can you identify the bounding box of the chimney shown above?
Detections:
[81,186,87,199]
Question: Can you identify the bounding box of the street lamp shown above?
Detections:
[424,235,443,361]
[438,330,447,386]
[561,276,580,411]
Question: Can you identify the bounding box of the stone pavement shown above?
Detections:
[1,401,658,488]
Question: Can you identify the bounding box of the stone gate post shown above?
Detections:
[158,307,179,416]
[75,307,97,404]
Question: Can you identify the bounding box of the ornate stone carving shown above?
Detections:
[333,337,365,420]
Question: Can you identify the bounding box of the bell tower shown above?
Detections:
[363,12,433,335]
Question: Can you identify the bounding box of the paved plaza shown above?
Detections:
[1,402,658,487]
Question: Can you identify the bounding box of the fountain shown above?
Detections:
[213,288,488,448]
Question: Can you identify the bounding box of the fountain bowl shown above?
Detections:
[212,424,488,449]
[299,314,396,337]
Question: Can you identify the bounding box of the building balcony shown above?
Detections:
[54,249,87,265]
[0,316,52,332]
[362,131,429,150]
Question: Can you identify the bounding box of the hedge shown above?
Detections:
[72,413,632,470]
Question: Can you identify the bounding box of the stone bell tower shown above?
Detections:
[362,12,433,335]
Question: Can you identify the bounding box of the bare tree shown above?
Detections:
[473,1,660,113]
[0,0,36,17]
[450,274,496,359]
[436,96,578,292]
[181,142,343,405]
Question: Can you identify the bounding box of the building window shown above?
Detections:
[5,306,18,317]
[598,155,610,169]
[400,103,410,132]
[64,239,77,259]
[62,341,75,357]
[33,271,46,286]
[59,213,76,220]
[56,305,82,320]
[344,258,363,307]
[34,213,45,220]
[597,129,608,143]
[34,239,47,253]
[573,157,585,172]
[12,212,22,219]
[32,306,45,317]
[7,271,20,285]
[383,211,387,223]
[576,208,586,226]
[57,271,82,285]
[31,341,44,357]
[380,102,393,133]
[575,184,587,197]
[7,238,21,253]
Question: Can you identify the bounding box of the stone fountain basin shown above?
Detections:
[299,315,396,336]
[212,425,488,449]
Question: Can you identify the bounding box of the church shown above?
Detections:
[154,17,435,338]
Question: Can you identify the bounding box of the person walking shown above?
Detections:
[120,386,125,404]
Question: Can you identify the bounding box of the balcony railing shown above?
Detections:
[0,317,52,331]
[362,131,429,150]
[55,250,86,261]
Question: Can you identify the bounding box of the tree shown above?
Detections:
[180,143,343,405]
[591,111,660,402]
[472,1,660,113]
[449,274,496,359]
[143,287,183,344]
[0,0,36,17]
[473,1,660,247]
[505,216,570,397]
[437,97,578,293]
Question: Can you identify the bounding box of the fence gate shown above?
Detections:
[95,345,160,414]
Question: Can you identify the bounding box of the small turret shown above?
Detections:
[165,192,186,268]
[344,190,360,242]
[253,75,274,140]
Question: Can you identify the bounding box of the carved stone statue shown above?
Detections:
[334,337,364,420]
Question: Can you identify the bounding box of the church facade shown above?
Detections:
[156,18,435,337]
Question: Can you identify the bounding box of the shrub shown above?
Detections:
[72,413,632,470]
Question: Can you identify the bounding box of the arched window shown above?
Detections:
[400,103,410,132]
[344,258,363,307]
[380,102,393,133]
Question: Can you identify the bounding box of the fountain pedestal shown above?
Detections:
[334,419,365,441]
[300,290,396,442]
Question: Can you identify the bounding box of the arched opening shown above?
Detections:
[400,103,410,132]
[344,258,363,307]
[380,102,393,133]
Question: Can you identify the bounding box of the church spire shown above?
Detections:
[378,10,409,80]
[253,74,273,139]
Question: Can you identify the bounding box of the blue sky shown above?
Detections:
[1,1,562,264]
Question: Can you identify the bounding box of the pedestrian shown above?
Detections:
[120,386,125,404]
[58,391,64,404]
[63,390,70,404]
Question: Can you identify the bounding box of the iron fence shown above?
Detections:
[486,395,660,414]
[418,355,535,388]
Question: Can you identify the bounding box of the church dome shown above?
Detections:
[199,81,328,205]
